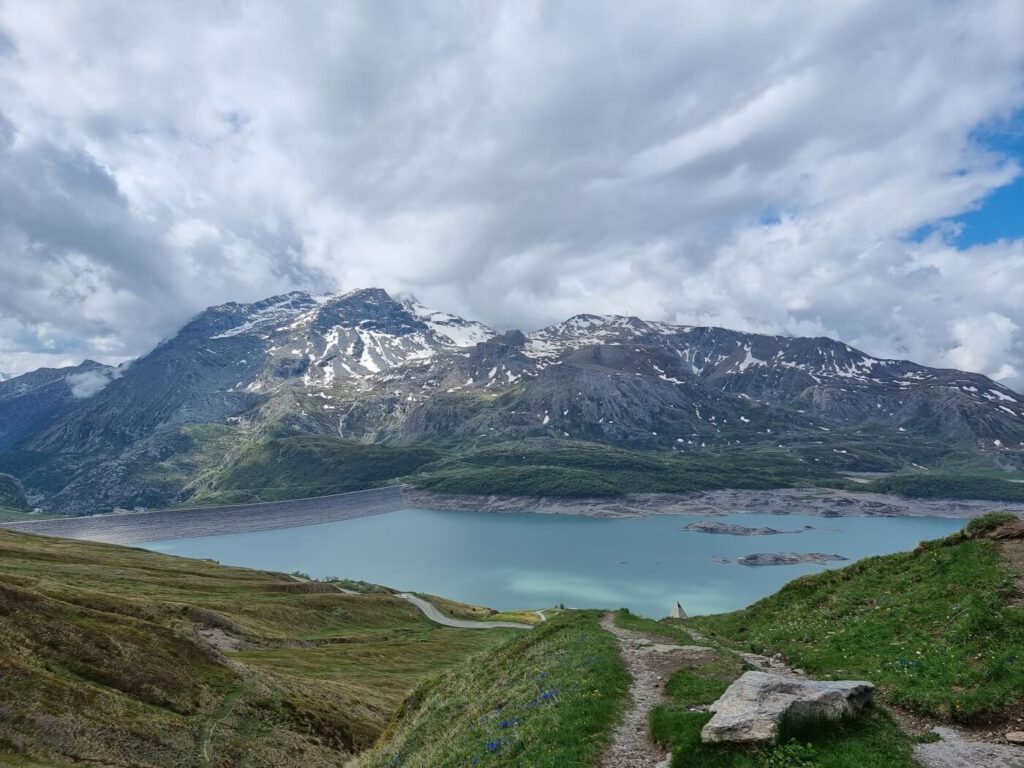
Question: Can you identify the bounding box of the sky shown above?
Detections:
[0,1,1022,390]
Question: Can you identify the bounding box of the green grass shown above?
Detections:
[231,628,518,715]
[0,507,58,522]
[0,529,509,767]
[415,441,840,497]
[664,710,918,768]
[0,471,30,517]
[361,611,630,768]
[188,435,442,503]
[687,514,1024,720]
[613,612,921,767]
[853,473,1024,502]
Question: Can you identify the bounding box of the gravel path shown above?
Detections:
[397,593,533,630]
[598,613,716,768]
[915,727,1024,767]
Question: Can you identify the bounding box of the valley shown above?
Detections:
[2,288,1022,766]
[2,513,1021,767]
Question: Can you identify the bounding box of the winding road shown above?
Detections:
[397,593,534,630]
[286,573,534,630]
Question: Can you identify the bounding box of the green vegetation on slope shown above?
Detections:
[0,529,512,768]
[362,611,629,768]
[687,512,1024,721]
[668,711,918,768]
[0,471,30,519]
[852,472,1024,502]
[613,612,919,767]
[189,435,442,503]
[414,441,839,497]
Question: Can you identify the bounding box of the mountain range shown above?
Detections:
[1,287,1022,514]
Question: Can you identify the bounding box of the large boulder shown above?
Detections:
[701,671,874,744]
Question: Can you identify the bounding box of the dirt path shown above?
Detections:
[598,613,717,768]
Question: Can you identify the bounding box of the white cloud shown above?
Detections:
[65,366,124,399]
[945,313,1021,383]
[0,1,1022,389]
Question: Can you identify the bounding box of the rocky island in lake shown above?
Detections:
[717,552,850,566]
[684,521,815,536]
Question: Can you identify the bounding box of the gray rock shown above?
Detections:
[683,521,811,536]
[701,671,873,744]
[915,727,1024,768]
[735,552,848,566]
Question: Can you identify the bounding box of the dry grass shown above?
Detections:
[0,529,511,767]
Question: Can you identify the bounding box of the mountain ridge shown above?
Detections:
[0,287,1021,514]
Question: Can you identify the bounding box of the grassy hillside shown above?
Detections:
[613,612,920,768]
[361,517,1023,767]
[0,529,514,768]
[413,441,840,497]
[187,435,442,503]
[7,428,1019,513]
[0,471,30,519]
[2,511,1021,766]
[851,472,1024,502]
[360,611,629,768]
[687,512,1024,721]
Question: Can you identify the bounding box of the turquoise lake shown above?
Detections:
[144,509,964,617]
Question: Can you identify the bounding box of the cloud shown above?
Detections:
[945,312,1021,383]
[0,1,1022,389]
[65,366,124,399]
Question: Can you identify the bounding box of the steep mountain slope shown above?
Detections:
[0,472,29,517]
[0,287,1021,513]
[0,359,114,451]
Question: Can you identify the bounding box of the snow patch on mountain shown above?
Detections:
[210,293,316,339]
[403,299,495,347]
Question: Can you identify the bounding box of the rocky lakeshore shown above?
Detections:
[4,485,1021,547]
[407,488,1024,520]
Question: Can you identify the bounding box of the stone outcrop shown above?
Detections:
[701,671,874,744]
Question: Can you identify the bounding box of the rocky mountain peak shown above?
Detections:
[1,288,1022,514]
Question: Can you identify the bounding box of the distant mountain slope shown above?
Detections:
[0,288,1021,513]
[0,359,114,451]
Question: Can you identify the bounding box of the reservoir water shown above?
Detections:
[144,509,963,617]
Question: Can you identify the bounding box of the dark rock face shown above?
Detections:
[1,287,1022,514]
[0,360,114,451]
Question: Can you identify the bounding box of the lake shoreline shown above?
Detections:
[3,486,1021,545]
[407,488,1024,521]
